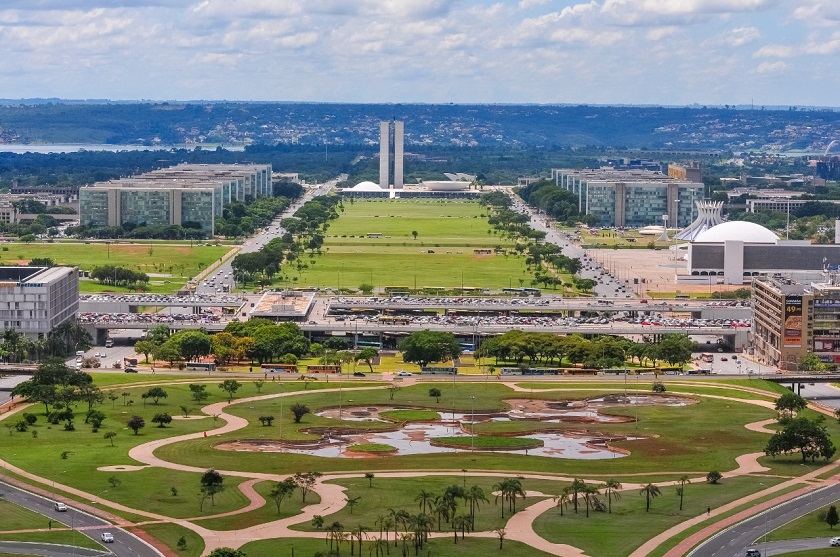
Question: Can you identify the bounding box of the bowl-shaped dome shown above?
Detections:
[693,221,778,244]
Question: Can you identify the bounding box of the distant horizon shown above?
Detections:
[1,98,839,111]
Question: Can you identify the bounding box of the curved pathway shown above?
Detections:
[1,378,817,557]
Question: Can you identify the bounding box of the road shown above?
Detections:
[690,483,840,557]
[508,194,635,298]
[0,480,162,557]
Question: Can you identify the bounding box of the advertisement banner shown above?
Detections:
[783,296,803,348]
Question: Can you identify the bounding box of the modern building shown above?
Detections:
[79,163,272,233]
[550,168,704,228]
[752,275,840,370]
[379,120,404,190]
[675,201,724,241]
[0,266,79,337]
[667,161,703,183]
[685,221,840,285]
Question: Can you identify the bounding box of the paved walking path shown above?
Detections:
[0,379,822,557]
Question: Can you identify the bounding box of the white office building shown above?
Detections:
[0,267,79,337]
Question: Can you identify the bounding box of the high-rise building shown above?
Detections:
[0,266,79,337]
[379,120,404,190]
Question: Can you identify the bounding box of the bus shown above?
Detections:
[700,353,714,363]
[261,363,298,373]
[356,340,383,349]
[306,365,342,374]
[379,316,411,326]
[186,362,217,372]
[501,287,542,297]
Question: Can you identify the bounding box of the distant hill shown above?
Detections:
[0,101,837,151]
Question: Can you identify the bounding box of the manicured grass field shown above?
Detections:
[272,199,553,290]
[0,499,65,531]
[193,480,320,531]
[0,242,230,293]
[531,475,786,556]
[0,531,102,551]
[767,504,840,542]
[239,537,552,557]
[134,523,204,557]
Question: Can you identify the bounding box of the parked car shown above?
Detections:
[124,368,139,373]
[54,502,67,512]
[353,372,366,377]
[100,532,114,543]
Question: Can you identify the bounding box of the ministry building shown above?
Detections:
[80,163,272,233]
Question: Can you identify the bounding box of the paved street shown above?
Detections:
[690,483,840,557]
[0,480,162,557]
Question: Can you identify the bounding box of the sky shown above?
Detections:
[0,0,838,106]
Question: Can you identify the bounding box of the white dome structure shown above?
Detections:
[349,181,385,191]
[694,221,778,244]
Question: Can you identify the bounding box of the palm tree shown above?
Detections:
[604,479,622,514]
[508,479,526,514]
[640,483,662,512]
[371,537,388,557]
[676,475,690,511]
[582,484,600,518]
[415,489,435,514]
[570,478,586,514]
[466,485,489,529]
[553,490,571,516]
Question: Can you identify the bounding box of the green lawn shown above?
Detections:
[0,531,102,551]
[193,480,320,531]
[767,501,840,541]
[0,242,230,293]
[531,475,786,556]
[0,499,66,531]
[266,199,558,290]
[239,537,551,557]
[134,523,204,557]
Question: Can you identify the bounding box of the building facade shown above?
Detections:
[550,168,703,228]
[752,276,840,371]
[0,266,79,337]
[379,120,404,190]
[79,163,272,233]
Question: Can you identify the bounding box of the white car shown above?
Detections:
[54,502,67,512]
[831,537,840,547]
[100,532,114,543]
[396,371,413,377]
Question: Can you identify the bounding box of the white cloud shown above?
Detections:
[754,44,794,57]
[725,26,760,46]
[754,60,788,73]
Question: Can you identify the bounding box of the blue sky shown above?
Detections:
[0,0,838,106]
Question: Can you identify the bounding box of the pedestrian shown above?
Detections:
[48,520,52,530]
[249,366,253,373]
[707,506,711,516]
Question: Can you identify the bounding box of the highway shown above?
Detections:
[0,480,162,557]
[690,483,840,557]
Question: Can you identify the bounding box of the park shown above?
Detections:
[3,360,840,557]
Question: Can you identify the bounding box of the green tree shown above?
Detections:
[765,416,837,462]
[103,431,117,446]
[775,392,808,421]
[152,413,172,428]
[676,475,690,511]
[828,505,840,529]
[142,387,168,405]
[706,471,723,484]
[356,347,379,373]
[127,415,145,435]
[189,384,209,402]
[293,471,322,503]
[365,472,375,487]
[218,380,242,403]
[640,483,661,512]
[290,403,310,423]
[200,469,225,506]
[429,387,442,403]
[268,478,297,514]
[398,330,461,369]
[134,340,156,363]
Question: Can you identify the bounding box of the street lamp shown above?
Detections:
[470,396,476,449]
[91,490,109,504]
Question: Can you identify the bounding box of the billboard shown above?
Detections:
[783,296,803,348]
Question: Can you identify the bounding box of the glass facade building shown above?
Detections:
[79,163,272,233]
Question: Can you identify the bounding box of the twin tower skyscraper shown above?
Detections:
[379,120,404,190]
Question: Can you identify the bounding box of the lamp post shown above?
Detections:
[759,482,769,557]
[279,382,284,452]
[470,396,476,449]
[91,490,109,504]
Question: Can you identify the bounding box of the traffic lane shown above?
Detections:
[0,481,162,557]
[691,484,840,557]
[0,541,105,557]
[799,383,840,409]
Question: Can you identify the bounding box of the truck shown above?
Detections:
[105,338,114,348]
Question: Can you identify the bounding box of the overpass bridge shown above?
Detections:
[82,319,750,349]
[79,294,247,314]
[764,373,840,394]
